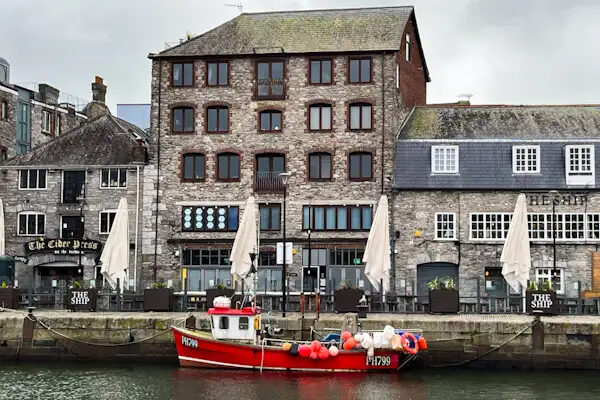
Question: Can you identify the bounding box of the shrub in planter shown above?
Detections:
[427,277,459,314]
[334,281,364,314]
[525,279,558,315]
[0,281,18,309]
[206,284,235,309]
[144,282,174,312]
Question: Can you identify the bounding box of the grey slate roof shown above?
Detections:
[153,6,430,81]
[394,105,600,190]
[2,114,148,166]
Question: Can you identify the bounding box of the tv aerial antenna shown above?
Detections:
[225,2,243,13]
[458,93,473,103]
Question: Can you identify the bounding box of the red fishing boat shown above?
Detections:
[172,297,428,372]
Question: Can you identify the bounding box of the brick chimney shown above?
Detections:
[83,76,110,119]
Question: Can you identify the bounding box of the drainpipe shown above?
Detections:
[153,60,162,283]
[134,164,140,292]
[380,52,386,195]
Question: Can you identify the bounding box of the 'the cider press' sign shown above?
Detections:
[24,238,101,255]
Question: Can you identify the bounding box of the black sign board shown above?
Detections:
[526,290,558,315]
[24,238,102,256]
[67,289,98,311]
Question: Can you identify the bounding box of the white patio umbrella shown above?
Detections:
[230,196,258,290]
[500,193,531,311]
[363,195,391,294]
[0,199,4,256]
[100,198,130,292]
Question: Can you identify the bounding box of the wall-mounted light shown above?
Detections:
[414,230,422,238]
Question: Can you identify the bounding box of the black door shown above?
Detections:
[416,262,459,298]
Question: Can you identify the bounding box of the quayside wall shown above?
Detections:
[1,310,600,370]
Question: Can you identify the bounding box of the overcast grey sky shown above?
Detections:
[1,0,598,112]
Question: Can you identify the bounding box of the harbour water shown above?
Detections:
[0,363,599,400]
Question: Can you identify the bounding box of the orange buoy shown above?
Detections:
[400,332,419,355]
[343,338,356,350]
[282,342,292,351]
[417,336,428,351]
[341,331,352,341]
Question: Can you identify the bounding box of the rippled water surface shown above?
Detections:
[0,363,598,400]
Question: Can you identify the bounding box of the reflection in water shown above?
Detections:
[0,363,599,400]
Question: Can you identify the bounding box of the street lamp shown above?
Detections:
[76,196,85,283]
[279,172,291,317]
[549,190,560,290]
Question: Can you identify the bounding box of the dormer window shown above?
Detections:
[512,145,540,174]
[565,145,595,186]
[431,145,459,174]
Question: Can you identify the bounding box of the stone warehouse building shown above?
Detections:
[144,6,430,296]
[0,56,88,159]
[393,104,600,300]
[0,77,150,292]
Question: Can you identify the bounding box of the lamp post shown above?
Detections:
[279,172,291,317]
[549,190,560,290]
[76,196,85,282]
[248,251,257,307]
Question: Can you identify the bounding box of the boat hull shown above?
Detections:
[173,327,408,372]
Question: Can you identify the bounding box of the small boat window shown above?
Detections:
[219,316,229,329]
[239,317,249,330]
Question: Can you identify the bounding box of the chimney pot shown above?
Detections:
[95,76,103,85]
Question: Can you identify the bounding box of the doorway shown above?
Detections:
[36,261,82,291]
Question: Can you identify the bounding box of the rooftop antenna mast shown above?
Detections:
[457,93,473,103]
[225,2,243,13]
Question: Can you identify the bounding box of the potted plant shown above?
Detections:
[428,277,459,314]
[144,282,174,312]
[66,280,98,312]
[334,281,364,314]
[206,283,235,310]
[0,281,18,309]
[525,279,558,315]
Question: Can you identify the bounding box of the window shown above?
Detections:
[0,148,6,161]
[470,213,512,240]
[435,213,456,240]
[42,110,51,133]
[255,154,285,192]
[309,104,332,131]
[219,316,229,329]
[182,249,232,291]
[302,205,372,231]
[256,61,284,99]
[348,152,372,180]
[101,168,127,188]
[16,101,30,155]
[1,101,6,119]
[19,169,47,190]
[55,115,60,135]
[259,110,282,132]
[396,64,400,89]
[182,206,239,232]
[62,170,86,203]
[309,153,332,180]
[206,106,229,133]
[61,215,85,239]
[259,204,281,231]
[431,145,459,174]
[239,317,249,330]
[206,62,228,86]
[348,103,372,131]
[17,212,45,236]
[99,211,117,234]
[328,248,373,292]
[565,145,594,186]
[217,153,240,181]
[172,107,194,133]
[182,153,205,181]
[172,62,194,87]
[348,58,371,84]
[310,59,332,84]
[405,33,411,62]
[535,268,565,295]
[513,145,540,174]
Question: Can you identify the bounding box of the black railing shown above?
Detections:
[254,171,285,192]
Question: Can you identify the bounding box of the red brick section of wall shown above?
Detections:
[397,16,427,108]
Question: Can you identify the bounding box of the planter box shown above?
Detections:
[429,289,459,314]
[144,288,174,312]
[0,288,18,309]
[526,290,558,315]
[334,289,364,313]
[66,288,98,311]
[206,288,235,309]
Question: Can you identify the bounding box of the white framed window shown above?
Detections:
[99,210,117,234]
[42,110,51,133]
[19,169,47,190]
[396,64,400,88]
[17,212,46,236]
[1,101,7,119]
[55,115,60,135]
[101,168,127,188]
[431,145,459,174]
[405,33,411,62]
[470,213,512,240]
[565,145,595,186]
[434,213,456,240]
[534,268,565,295]
[512,145,540,174]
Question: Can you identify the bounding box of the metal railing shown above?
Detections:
[254,171,285,192]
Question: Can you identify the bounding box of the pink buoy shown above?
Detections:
[329,346,339,357]
[318,347,330,360]
[310,351,319,360]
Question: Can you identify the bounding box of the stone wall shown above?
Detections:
[30,102,86,148]
[145,53,416,287]
[393,191,598,297]
[1,165,146,289]
[0,87,17,160]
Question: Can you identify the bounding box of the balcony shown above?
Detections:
[253,79,286,100]
[254,171,285,193]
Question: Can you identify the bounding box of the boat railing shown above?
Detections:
[321,327,424,336]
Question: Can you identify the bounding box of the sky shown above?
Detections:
[1,0,599,112]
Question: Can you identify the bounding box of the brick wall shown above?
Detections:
[397,17,428,108]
